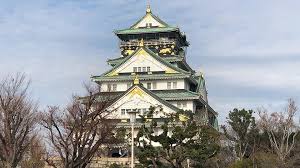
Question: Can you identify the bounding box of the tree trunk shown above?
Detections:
[151,158,158,168]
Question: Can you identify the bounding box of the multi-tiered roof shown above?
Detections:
[92,5,218,129]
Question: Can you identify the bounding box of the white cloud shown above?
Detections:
[206,61,300,91]
[0,0,299,124]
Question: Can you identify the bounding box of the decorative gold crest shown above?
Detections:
[159,48,172,54]
[129,87,145,98]
[124,49,135,56]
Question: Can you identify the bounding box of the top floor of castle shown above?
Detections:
[114,5,189,57]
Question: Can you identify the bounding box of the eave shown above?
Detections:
[91,73,193,82]
[114,27,178,35]
[107,55,185,67]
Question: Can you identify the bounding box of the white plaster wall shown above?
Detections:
[100,79,187,92]
[141,79,185,90]
[100,81,131,92]
[169,100,196,112]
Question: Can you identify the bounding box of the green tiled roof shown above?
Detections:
[153,90,200,100]
[107,57,125,66]
[107,55,184,66]
[95,89,200,101]
[92,73,193,82]
[93,88,217,115]
[115,27,178,35]
[196,74,206,93]
[138,85,180,112]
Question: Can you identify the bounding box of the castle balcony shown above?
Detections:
[119,38,180,48]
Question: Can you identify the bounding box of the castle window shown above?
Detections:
[147,67,150,72]
[142,67,146,72]
[182,102,187,108]
[167,82,172,89]
[147,83,152,89]
[121,109,126,115]
[107,84,112,92]
[138,67,141,72]
[112,84,117,91]
[146,23,152,27]
[173,82,177,89]
[133,67,137,72]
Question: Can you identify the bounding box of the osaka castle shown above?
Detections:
[91,5,218,133]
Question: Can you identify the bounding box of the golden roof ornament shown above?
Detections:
[139,38,144,47]
[134,75,140,84]
[197,69,205,78]
[200,71,204,78]
[146,2,151,13]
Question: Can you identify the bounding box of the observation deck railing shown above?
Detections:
[120,38,178,47]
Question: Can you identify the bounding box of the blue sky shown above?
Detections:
[0,0,299,123]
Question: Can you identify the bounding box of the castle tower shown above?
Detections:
[91,6,218,130]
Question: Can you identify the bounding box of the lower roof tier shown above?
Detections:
[95,89,217,115]
[92,73,197,83]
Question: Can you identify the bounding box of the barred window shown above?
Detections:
[167,82,172,89]
[121,109,126,115]
[173,82,177,89]
[112,84,117,91]
[147,83,151,89]
[107,84,112,92]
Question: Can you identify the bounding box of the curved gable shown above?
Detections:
[104,47,187,77]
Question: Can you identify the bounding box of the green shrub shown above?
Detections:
[229,159,253,168]
[109,163,123,168]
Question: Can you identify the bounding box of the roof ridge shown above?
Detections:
[108,55,184,64]
[114,27,178,35]
[91,73,191,81]
[107,57,125,61]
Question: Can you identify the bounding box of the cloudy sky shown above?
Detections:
[0,0,299,123]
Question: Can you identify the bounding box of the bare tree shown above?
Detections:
[258,98,299,163]
[0,73,38,168]
[20,136,46,168]
[41,84,119,168]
